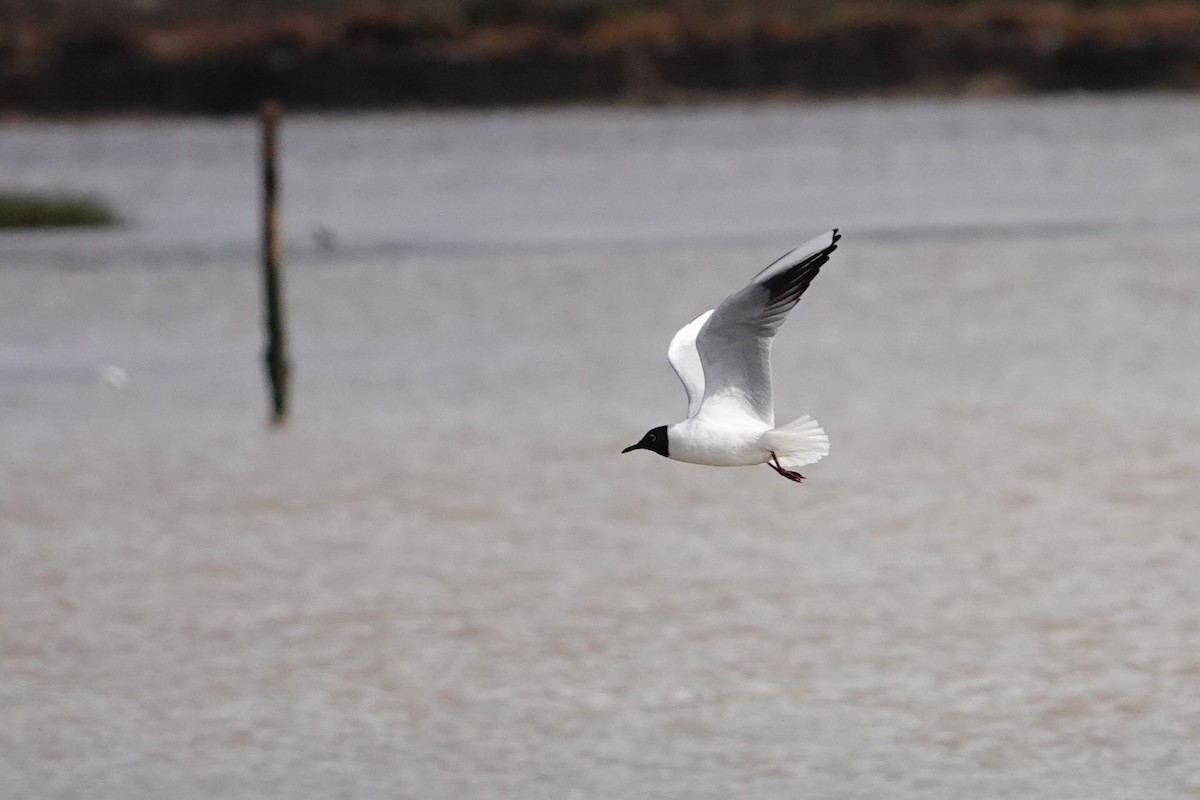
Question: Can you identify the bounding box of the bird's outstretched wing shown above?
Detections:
[694,229,840,427]
[667,309,714,418]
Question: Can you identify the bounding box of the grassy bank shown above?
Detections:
[2,1,1200,112]
[0,193,118,229]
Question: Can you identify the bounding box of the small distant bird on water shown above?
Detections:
[623,230,840,483]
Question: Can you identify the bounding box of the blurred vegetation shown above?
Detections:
[0,0,1168,15]
[0,193,117,228]
[1,0,1198,110]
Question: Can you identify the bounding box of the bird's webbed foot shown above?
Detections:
[768,452,806,483]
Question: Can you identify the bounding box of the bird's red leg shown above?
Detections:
[768,451,806,483]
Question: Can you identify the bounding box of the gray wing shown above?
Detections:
[694,229,840,426]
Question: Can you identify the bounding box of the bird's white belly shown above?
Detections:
[668,419,771,467]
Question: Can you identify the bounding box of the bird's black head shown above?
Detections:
[622,425,669,457]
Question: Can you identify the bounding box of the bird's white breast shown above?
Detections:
[667,417,771,467]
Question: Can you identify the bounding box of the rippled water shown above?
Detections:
[2,95,1200,799]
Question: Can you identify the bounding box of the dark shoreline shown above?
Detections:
[4,4,1200,114]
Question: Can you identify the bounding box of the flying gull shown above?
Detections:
[622,230,840,483]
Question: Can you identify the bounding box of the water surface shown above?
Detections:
[2,96,1200,799]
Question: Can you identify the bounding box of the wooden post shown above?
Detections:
[260,101,290,425]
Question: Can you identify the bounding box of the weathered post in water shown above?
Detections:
[260,101,290,425]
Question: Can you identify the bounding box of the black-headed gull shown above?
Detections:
[622,230,840,483]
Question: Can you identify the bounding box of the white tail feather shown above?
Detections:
[760,415,829,469]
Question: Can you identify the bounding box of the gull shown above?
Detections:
[622,230,840,483]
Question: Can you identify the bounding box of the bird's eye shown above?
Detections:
[647,434,656,441]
